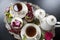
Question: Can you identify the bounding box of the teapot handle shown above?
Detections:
[55,22,60,27]
[56,22,60,24]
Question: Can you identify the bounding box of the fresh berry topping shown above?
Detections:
[12,20,21,28]
[9,28,20,34]
[26,3,33,12]
[25,3,34,21]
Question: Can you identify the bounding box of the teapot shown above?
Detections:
[40,15,57,31]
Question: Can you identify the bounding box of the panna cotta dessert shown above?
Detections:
[8,17,23,34]
[5,7,13,24]
[25,3,34,22]
[11,17,23,29]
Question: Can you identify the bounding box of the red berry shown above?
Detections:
[26,3,32,11]
[26,3,34,20]
[12,22,16,27]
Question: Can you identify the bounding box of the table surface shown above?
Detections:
[0,0,60,40]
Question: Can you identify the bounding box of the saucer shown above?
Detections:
[10,2,28,18]
[21,23,41,40]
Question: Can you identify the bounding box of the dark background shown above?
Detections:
[0,0,60,40]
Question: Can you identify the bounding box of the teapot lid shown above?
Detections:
[34,9,46,19]
[46,15,57,25]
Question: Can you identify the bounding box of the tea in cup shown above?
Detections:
[23,23,41,40]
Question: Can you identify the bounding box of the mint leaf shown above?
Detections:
[22,35,27,40]
[40,34,43,40]
[25,16,30,19]
[32,18,40,25]
[7,17,12,23]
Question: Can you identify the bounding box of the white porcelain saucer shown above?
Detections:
[10,1,28,18]
[21,23,41,40]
